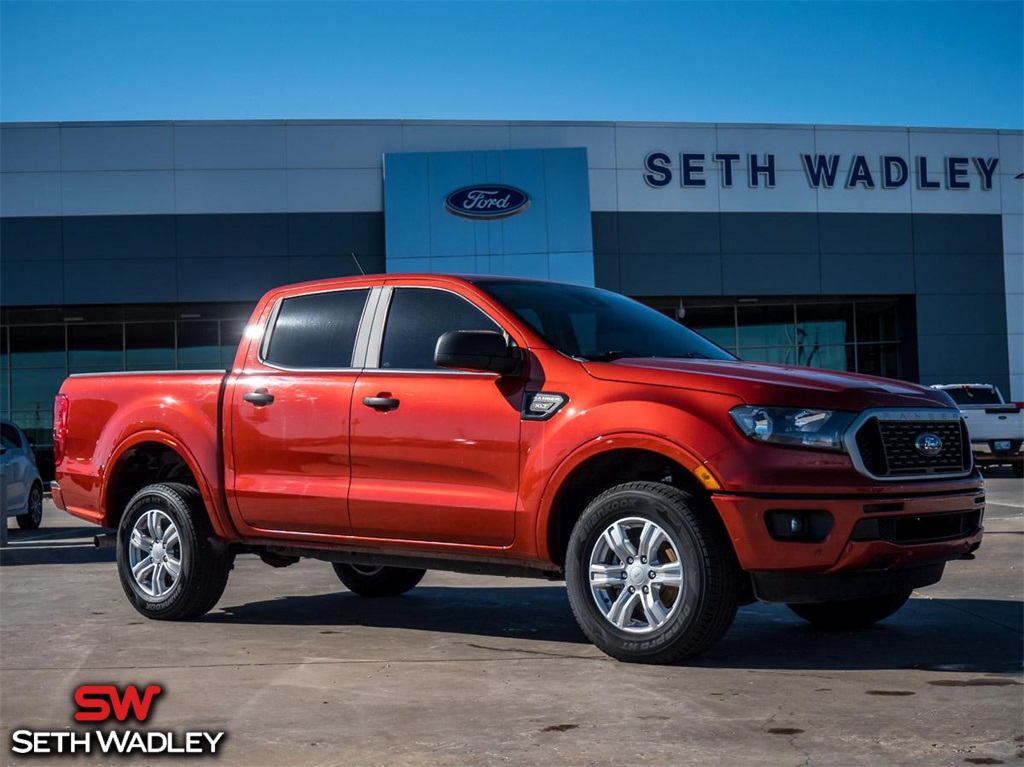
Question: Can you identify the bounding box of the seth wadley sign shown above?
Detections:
[643,152,1000,191]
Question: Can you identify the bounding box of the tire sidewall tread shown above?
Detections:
[116,482,231,621]
[565,481,738,664]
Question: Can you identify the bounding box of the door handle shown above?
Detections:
[243,389,275,407]
[363,395,400,412]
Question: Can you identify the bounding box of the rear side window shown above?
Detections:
[264,289,369,369]
[380,288,501,370]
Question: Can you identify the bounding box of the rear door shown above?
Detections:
[228,287,373,535]
[348,286,524,546]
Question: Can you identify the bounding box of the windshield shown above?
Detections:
[480,281,736,362]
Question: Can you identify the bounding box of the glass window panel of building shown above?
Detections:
[0,303,254,449]
[657,297,904,379]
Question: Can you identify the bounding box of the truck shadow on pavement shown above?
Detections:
[206,587,1023,673]
[0,527,115,566]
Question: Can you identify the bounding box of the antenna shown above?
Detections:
[350,252,366,276]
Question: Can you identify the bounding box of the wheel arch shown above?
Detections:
[102,432,235,539]
[537,435,719,567]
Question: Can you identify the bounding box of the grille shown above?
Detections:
[852,510,982,544]
[853,417,970,478]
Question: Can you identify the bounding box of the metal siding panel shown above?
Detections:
[722,252,821,295]
[617,212,720,255]
[543,148,593,255]
[912,215,1003,255]
[820,253,915,294]
[174,125,287,169]
[0,217,63,261]
[917,294,1009,336]
[915,253,1006,295]
[177,257,290,302]
[174,170,287,214]
[0,260,63,305]
[383,154,431,260]
[288,212,384,257]
[176,213,288,258]
[62,171,175,215]
[286,169,383,212]
[0,127,60,172]
[63,215,176,259]
[286,124,403,168]
[720,213,819,254]
[0,172,62,216]
[619,253,724,296]
[818,214,913,254]
[60,126,174,171]
[64,259,176,304]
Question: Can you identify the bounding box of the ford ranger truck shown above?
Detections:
[51,275,985,664]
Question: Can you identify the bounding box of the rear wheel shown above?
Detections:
[16,483,43,530]
[565,481,739,664]
[117,483,232,620]
[332,563,426,597]
[1012,462,1023,478]
[787,590,912,630]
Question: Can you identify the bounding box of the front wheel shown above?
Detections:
[332,563,426,597]
[787,590,913,630]
[117,483,232,620]
[16,483,43,530]
[565,481,740,664]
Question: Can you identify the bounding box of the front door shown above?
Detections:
[348,287,523,546]
[228,288,369,535]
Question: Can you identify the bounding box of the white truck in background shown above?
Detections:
[932,384,1024,477]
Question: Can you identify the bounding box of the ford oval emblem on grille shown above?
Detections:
[914,433,943,457]
[444,185,530,219]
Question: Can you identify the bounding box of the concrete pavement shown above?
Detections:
[2,473,1021,766]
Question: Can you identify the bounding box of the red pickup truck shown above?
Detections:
[52,275,984,664]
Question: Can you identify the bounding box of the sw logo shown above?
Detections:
[74,684,162,722]
[9,683,226,756]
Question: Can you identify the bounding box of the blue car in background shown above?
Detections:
[1,419,44,530]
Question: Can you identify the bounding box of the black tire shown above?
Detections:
[332,563,426,597]
[116,483,232,621]
[1012,462,1023,478]
[565,481,740,664]
[787,590,912,630]
[16,482,43,530]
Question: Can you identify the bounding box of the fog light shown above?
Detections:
[765,510,833,543]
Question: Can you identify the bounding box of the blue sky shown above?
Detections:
[1,1,1022,128]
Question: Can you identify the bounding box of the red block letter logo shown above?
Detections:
[74,684,163,722]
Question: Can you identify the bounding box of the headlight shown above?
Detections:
[729,406,855,451]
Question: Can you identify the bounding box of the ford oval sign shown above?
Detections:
[914,433,943,457]
[444,185,530,220]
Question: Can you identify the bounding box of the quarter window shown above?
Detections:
[380,289,501,370]
[264,289,369,369]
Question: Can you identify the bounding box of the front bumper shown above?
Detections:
[971,440,1023,465]
[712,486,985,575]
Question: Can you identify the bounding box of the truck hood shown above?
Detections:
[583,357,955,411]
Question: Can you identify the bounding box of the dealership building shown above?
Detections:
[1,119,1021,451]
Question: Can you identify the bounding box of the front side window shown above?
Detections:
[380,289,501,370]
[264,289,369,369]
